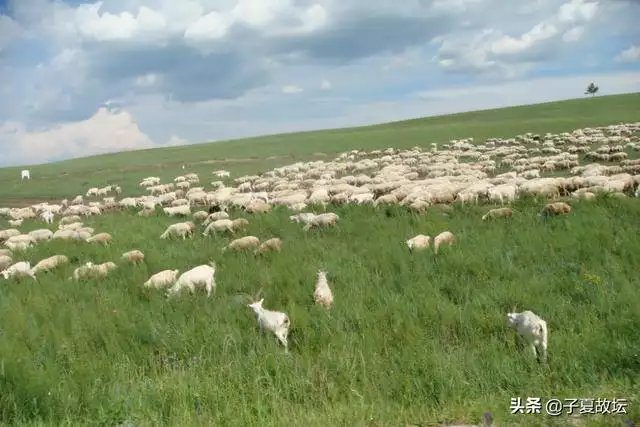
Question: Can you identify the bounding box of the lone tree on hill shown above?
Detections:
[585,82,599,97]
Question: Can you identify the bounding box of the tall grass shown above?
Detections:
[0,195,638,426]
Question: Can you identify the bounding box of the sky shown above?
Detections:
[0,0,639,167]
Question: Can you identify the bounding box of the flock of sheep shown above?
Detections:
[1,122,639,357]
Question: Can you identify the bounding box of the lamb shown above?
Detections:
[507,310,548,361]
[302,212,339,231]
[86,232,112,244]
[255,237,283,254]
[433,231,455,254]
[224,236,260,252]
[539,202,572,216]
[247,295,291,353]
[71,262,117,280]
[8,219,23,227]
[406,234,431,251]
[143,269,179,289]
[482,207,513,221]
[1,261,36,280]
[0,255,12,270]
[313,270,334,309]
[31,255,69,274]
[166,263,217,297]
[122,250,145,264]
[160,221,196,239]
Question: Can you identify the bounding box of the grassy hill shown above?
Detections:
[0,94,639,426]
[0,92,638,203]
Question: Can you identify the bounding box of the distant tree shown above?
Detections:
[585,82,599,97]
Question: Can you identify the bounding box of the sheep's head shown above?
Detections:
[507,311,519,328]
[1,270,8,279]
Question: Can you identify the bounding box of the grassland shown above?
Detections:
[0,94,639,426]
[0,92,639,204]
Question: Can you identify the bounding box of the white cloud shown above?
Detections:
[614,45,640,63]
[562,26,584,42]
[0,108,155,166]
[320,79,332,90]
[281,85,303,94]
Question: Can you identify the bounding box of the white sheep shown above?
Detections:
[247,296,291,353]
[255,237,283,254]
[203,211,230,226]
[143,269,179,289]
[406,234,431,251]
[21,169,30,180]
[71,261,117,280]
[482,207,513,221]
[289,212,316,224]
[31,255,69,274]
[86,232,112,244]
[163,205,191,217]
[302,212,339,231]
[224,236,260,252]
[314,270,334,309]
[1,261,36,280]
[507,310,548,361]
[0,255,12,270]
[433,231,455,254]
[202,219,235,236]
[28,229,54,242]
[160,222,196,239]
[8,219,23,227]
[122,250,145,264]
[166,263,217,297]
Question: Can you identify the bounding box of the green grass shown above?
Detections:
[0,198,638,426]
[0,92,639,203]
[0,94,639,426]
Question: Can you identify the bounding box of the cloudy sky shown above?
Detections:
[0,0,639,166]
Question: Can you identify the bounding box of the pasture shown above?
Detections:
[0,94,639,427]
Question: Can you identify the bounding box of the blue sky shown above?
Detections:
[0,0,639,167]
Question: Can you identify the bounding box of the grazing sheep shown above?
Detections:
[31,255,69,274]
[122,250,145,264]
[1,261,36,280]
[289,212,316,224]
[255,237,283,254]
[0,229,20,241]
[482,207,513,220]
[0,255,12,270]
[245,200,272,213]
[202,219,238,236]
[144,269,179,289]
[302,212,339,231]
[59,215,82,226]
[52,229,76,240]
[160,222,196,239]
[433,231,455,254]
[8,219,23,227]
[203,211,229,226]
[314,270,334,309]
[231,218,249,231]
[507,310,548,361]
[166,263,217,297]
[28,229,54,242]
[59,221,84,231]
[406,234,431,251]
[539,202,572,216]
[86,232,112,244]
[193,210,209,221]
[163,205,191,217]
[247,295,291,353]
[225,236,260,252]
[72,262,117,280]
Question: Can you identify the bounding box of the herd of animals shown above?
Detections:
[1,121,640,357]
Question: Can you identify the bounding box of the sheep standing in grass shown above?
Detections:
[482,207,513,221]
[302,212,339,231]
[255,237,283,254]
[289,212,316,224]
[314,270,334,309]
[144,269,179,289]
[31,255,69,274]
[247,295,291,353]
[59,215,82,226]
[1,261,36,280]
[40,211,54,224]
[203,211,229,226]
[507,310,548,361]
[166,263,217,297]
[225,236,260,252]
[0,255,12,270]
[160,222,196,239]
[433,231,455,254]
[406,234,431,251]
[28,229,54,242]
[122,250,145,264]
[539,202,572,216]
[0,229,20,241]
[86,232,112,244]
[72,262,117,280]
[202,218,247,236]
[8,219,23,227]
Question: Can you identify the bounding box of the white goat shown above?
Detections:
[314,270,334,309]
[507,310,548,361]
[247,296,291,353]
[1,261,36,280]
